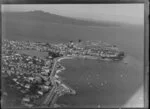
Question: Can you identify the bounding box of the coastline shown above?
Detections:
[49,54,126,107]
[53,55,143,107]
[49,56,76,107]
[51,55,98,106]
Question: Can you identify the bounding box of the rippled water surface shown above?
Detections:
[57,56,143,107]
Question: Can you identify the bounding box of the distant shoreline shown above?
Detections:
[57,55,117,63]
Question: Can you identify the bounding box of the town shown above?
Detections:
[1,39,125,107]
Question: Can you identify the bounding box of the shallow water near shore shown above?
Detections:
[56,55,144,107]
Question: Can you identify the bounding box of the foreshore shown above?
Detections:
[47,54,124,107]
[45,56,76,107]
[49,55,98,107]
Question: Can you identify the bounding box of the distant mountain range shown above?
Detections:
[2,10,121,27]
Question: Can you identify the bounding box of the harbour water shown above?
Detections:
[56,55,144,107]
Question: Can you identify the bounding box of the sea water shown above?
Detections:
[57,55,143,107]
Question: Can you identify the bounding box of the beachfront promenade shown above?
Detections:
[42,58,58,106]
[42,57,70,106]
[42,56,77,107]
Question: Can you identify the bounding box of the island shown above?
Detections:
[1,39,125,108]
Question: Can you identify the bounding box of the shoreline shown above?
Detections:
[51,55,98,106]
[49,56,76,107]
[49,54,125,107]
[52,55,144,107]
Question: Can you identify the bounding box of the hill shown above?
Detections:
[2,10,121,27]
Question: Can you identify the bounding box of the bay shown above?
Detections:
[57,55,143,107]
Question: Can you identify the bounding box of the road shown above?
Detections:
[42,57,61,106]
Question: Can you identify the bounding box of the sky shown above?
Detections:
[1,4,144,25]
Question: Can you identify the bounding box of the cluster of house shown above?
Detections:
[2,49,54,107]
[2,39,59,53]
[2,39,37,50]
[56,41,123,59]
[2,39,124,60]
